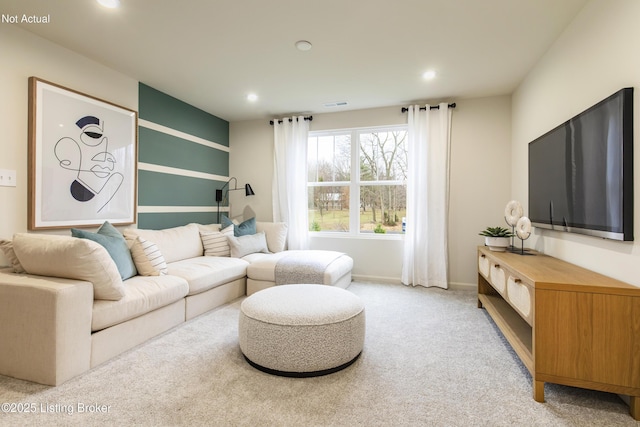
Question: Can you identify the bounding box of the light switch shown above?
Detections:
[0,169,17,187]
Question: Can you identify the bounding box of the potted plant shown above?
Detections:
[479,226,514,252]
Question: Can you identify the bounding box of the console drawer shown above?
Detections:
[489,263,506,294]
[506,275,533,326]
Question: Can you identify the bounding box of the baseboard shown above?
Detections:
[351,275,476,291]
[351,274,402,285]
[448,281,476,291]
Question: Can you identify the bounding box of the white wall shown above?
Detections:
[0,25,138,266]
[512,0,640,286]
[230,98,512,285]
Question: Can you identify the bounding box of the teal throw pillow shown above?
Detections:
[222,215,257,237]
[221,215,234,231]
[71,221,137,280]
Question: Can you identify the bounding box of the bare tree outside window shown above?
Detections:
[359,131,407,233]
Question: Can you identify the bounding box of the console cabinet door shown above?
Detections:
[536,289,640,390]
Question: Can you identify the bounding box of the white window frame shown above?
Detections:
[308,124,407,239]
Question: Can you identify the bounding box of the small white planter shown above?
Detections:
[484,237,510,252]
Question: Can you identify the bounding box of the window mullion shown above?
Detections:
[350,129,360,235]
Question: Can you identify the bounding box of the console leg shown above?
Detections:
[630,396,639,421]
[533,380,545,402]
[477,298,483,308]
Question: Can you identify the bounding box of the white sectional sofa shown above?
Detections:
[0,221,352,386]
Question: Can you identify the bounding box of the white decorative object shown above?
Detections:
[504,200,523,226]
[514,216,532,255]
[516,216,532,240]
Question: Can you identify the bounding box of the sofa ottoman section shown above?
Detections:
[245,250,353,296]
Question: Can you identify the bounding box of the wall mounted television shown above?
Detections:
[528,87,634,241]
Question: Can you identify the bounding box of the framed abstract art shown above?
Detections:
[28,77,137,230]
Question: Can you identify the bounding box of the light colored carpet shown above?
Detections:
[0,282,636,426]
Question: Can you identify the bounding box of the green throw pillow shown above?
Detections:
[222,215,256,237]
[71,221,137,280]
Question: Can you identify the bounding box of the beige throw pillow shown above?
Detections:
[129,236,168,276]
[12,233,125,301]
[200,225,234,257]
[0,239,26,273]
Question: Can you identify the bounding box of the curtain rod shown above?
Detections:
[269,116,313,125]
[401,103,456,113]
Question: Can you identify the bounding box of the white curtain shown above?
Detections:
[401,103,452,289]
[272,116,310,250]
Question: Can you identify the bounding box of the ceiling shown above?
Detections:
[4,0,588,122]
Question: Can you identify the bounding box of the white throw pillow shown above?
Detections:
[12,233,125,301]
[200,225,233,257]
[256,222,288,253]
[129,236,168,276]
[227,232,270,258]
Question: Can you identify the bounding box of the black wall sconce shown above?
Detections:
[216,177,255,223]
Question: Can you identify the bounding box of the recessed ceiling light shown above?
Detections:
[295,40,313,51]
[422,70,436,80]
[247,93,258,102]
[97,0,120,8]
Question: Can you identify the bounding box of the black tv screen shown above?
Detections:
[528,88,634,241]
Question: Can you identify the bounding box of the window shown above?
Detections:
[307,126,407,235]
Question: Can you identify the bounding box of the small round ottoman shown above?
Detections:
[238,284,365,377]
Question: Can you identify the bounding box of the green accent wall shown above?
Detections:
[138,212,219,230]
[138,171,226,206]
[137,84,229,229]
[138,127,228,175]
[139,83,228,145]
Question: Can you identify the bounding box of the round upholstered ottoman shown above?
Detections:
[238,284,365,377]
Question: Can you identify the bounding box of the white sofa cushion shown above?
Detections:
[244,252,289,281]
[92,274,189,331]
[256,221,288,253]
[124,224,202,263]
[245,250,354,284]
[71,221,138,280]
[167,256,249,296]
[11,233,125,301]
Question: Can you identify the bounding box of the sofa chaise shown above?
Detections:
[0,221,352,386]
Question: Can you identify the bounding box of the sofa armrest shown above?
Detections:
[0,269,93,385]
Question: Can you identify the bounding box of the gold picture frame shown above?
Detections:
[28,77,138,230]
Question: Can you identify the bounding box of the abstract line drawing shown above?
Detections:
[54,115,124,213]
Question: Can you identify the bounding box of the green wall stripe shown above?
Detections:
[139,127,229,176]
[138,170,226,206]
[138,212,219,230]
[139,83,229,146]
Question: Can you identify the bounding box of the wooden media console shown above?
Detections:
[477,246,640,420]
